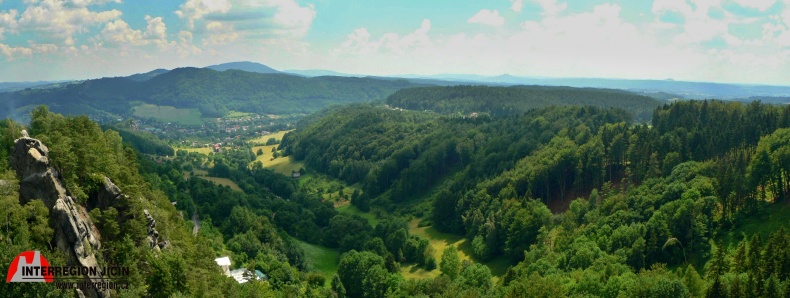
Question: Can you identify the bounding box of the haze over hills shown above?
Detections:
[205,61,280,74]
[0,81,70,93]
[385,85,663,121]
[126,69,170,82]
[0,66,429,121]
[5,60,790,103]
[399,73,790,100]
[284,69,359,77]
[5,60,790,125]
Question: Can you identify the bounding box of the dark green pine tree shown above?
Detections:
[705,277,727,298]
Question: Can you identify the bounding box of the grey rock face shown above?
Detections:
[10,137,108,298]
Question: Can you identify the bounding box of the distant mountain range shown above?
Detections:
[4,60,790,123]
[0,81,71,93]
[397,74,790,101]
[205,61,280,74]
[0,66,428,122]
[284,69,359,77]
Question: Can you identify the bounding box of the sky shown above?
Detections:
[1,0,790,85]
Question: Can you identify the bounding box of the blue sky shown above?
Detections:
[1,0,790,85]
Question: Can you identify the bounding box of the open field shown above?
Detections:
[252,145,278,164]
[330,205,510,281]
[196,176,243,192]
[179,147,214,155]
[133,103,204,125]
[265,156,304,176]
[249,144,303,175]
[336,204,379,226]
[404,218,509,281]
[297,174,360,205]
[248,130,293,144]
[185,170,243,192]
[224,111,255,119]
[298,240,340,286]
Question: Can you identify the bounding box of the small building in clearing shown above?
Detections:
[214,256,267,284]
[214,257,231,276]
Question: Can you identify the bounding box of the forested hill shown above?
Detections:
[385,85,664,121]
[279,100,790,296]
[0,67,429,119]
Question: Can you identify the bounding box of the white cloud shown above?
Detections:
[331,4,713,81]
[651,0,737,44]
[0,9,18,39]
[339,19,432,56]
[17,0,122,44]
[175,0,316,49]
[144,16,167,41]
[100,15,173,49]
[468,9,505,27]
[67,0,122,6]
[29,42,58,54]
[731,0,776,11]
[510,0,524,12]
[101,19,143,45]
[176,30,202,57]
[203,21,238,46]
[175,0,232,29]
[268,0,316,38]
[0,43,32,59]
[534,0,567,16]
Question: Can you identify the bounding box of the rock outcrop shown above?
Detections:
[144,209,170,252]
[10,136,108,298]
[94,176,124,211]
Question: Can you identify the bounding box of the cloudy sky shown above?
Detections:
[1,0,789,85]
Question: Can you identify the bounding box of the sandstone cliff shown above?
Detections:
[10,136,108,298]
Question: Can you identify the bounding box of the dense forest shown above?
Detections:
[279,98,790,297]
[385,85,663,121]
[5,90,790,297]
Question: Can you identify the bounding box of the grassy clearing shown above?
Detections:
[195,176,243,192]
[178,147,214,155]
[224,111,254,119]
[336,204,379,226]
[183,168,242,192]
[298,174,360,206]
[723,202,790,248]
[247,130,303,175]
[251,145,278,164]
[133,103,204,125]
[265,156,304,176]
[404,218,510,281]
[298,240,340,286]
[329,203,509,282]
[248,130,293,144]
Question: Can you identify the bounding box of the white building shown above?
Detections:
[214,256,267,284]
[214,256,231,276]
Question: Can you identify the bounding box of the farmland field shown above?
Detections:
[248,130,293,144]
[133,103,204,125]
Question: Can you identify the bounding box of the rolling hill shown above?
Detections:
[205,61,280,74]
[385,85,664,121]
[0,67,429,121]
